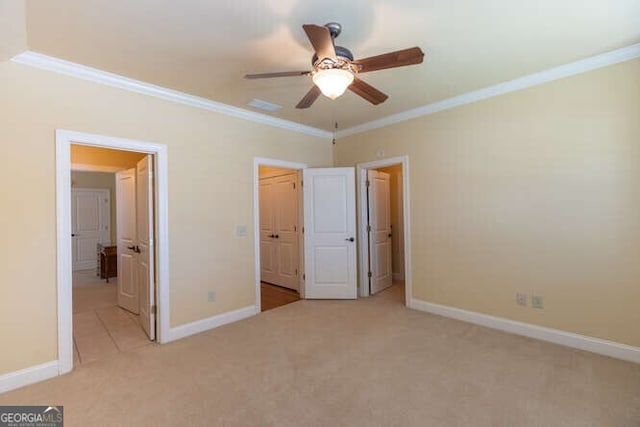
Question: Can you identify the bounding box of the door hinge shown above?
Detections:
[295,269,298,276]
[367,225,371,232]
[294,225,297,232]
[303,273,305,280]
[366,180,370,187]
[293,182,296,190]
[302,226,304,234]
[151,305,157,315]
[368,271,372,278]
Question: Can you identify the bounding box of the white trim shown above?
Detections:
[356,156,412,307]
[0,361,59,394]
[71,163,126,173]
[409,298,640,364]
[11,51,332,140]
[56,138,73,375]
[338,43,640,138]
[11,44,639,141]
[56,129,172,379]
[253,157,308,313]
[165,306,256,342]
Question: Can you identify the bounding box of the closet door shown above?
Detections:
[273,173,299,290]
[259,178,278,284]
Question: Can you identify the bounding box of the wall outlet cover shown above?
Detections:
[532,295,544,309]
[516,293,527,306]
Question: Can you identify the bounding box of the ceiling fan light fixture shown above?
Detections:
[312,68,354,100]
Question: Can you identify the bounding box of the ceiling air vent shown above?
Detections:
[247,98,282,112]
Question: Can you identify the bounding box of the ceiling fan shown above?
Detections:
[245,22,425,109]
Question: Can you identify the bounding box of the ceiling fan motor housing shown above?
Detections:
[324,22,342,38]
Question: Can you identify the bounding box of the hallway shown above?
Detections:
[73,270,153,365]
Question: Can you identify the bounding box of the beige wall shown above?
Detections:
[71,171,117,242]
[258,166,296,179]
[0,0,27,61]
[71,145,146,170]
[335,58,640,347]
[0,61,332,375]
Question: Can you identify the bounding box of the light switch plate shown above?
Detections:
[235,225,247,238]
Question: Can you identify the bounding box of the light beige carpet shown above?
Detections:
[1,284,639,426]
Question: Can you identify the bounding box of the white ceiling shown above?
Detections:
[22,0,640,131]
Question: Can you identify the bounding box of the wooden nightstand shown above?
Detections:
[98,244,118,283]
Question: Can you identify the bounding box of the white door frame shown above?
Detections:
[56,129,170,375]
[253,157,307,313]
[356,156,412,306]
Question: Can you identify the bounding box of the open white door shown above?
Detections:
[368,170,393,294]
[136,156,155,340]
[116,168,139,313]
[303,168,357,299]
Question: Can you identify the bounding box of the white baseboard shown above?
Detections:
[0,361,59,394]
[165,305,256,343]
[409,298,640,364]
[392,273,405,281]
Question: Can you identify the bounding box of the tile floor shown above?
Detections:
[72,269,153,365]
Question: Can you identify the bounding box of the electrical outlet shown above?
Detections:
[532,295,544,309]
[208,290,216,302]
[516,293,527,306]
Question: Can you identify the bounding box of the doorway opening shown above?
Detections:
[70,147,155,366]
[254,158,307,312]
[357,156,412,306]
[56,130,170,376]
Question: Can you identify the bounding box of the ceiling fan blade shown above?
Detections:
[303,24,336,61]
[296,86,321,109]
[348,77,388,105]
[245,71,310,79]
[355,47,424,73]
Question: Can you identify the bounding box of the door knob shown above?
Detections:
[127,245,136,251]
[345,237,355,242]
[388,233,392,238]
[135,245,141,254]
[275,234,279,239]
[71,234,77,237]
[270,234,275,238]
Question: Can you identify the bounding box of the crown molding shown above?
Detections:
[337,43,640,138]
[10,51,332,139]
[10,44,640,141]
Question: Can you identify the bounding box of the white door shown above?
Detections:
[71,188,110,271]
[303,168,357,299]
[368,170,393,294]
[116,168,139,313]
[273,173,299,290]
[259,178,278,284]
[259,173,299,290]
[136,156,155,340]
